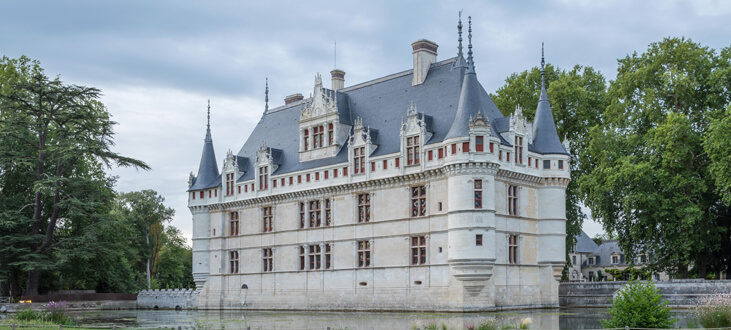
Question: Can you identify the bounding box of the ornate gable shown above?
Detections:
[300,73,338,121]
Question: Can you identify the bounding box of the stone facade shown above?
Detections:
[137,289,198,309]
[187,17,570,311]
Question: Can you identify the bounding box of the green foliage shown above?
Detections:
[600,280,677,328]
[579,37,731,278]
[14,301,78,326]
[704,105,731,205]
[696,292,731,328]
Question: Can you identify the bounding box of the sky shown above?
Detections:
[2,0,730,243]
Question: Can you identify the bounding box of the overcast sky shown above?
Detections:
[2,0,729,243]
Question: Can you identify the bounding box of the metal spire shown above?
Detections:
[457,10,463,58]
[265,78,269,112]
[540,42,546,90]
[205,99,212,141]
[467,16,475,73]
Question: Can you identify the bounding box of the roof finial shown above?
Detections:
[467,16,475,73]
[540,42,546,89]
[265,78,269,112]
[205,99,212,141]
[334,40,337,69]
[457,10,463,58]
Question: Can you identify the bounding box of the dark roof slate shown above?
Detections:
[189,130,220,191]
[532,86,568,155]
[573,230,600,254]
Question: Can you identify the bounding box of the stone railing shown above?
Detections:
[137,288,198,310]
[559,279,731,307]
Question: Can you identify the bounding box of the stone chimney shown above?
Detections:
[284,93,304,105]
[411,39,438,86]
[330,69,345,90]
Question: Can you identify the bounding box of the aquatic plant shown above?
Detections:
[696,292,731,328]
[13,300,78,326]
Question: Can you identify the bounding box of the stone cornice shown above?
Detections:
[495,169,543,186]
[540,177,571,187]
[443,162,500,176]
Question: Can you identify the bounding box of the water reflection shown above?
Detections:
[73,308,697,329]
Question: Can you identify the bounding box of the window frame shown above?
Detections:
[411,236,427,265]
[262,248,273,272]
[229,250,239,274]
[406,135,420,165]
[357,193,371,223]
[508,234,519,264]
[262,206,273,232]
[507,185,518,216]
[357,240,371,268]
[474,179,483,209]
[411,185,427,217]
[230,211,239,236]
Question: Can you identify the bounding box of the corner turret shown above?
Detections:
[189,100,220,190]
[531,44,568,155]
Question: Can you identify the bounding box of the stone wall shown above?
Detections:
[137,289,198,310]
[559,279,731,307]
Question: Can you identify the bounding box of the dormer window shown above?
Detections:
[406,136,420,165]
[313,125,324,148]
[259,166,268,190]
[328,123,334,145]
[226,173,235,196]
[298,74,351,162]
[476,136,484,152]
[514,136,523,164]
[304,130,310,151]
[354,146,365,174]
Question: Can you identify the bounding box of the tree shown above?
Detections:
[155,227,194,289]
[592,232,617,246]
[491,63,607,259]
[0,66,149,295]
[579,38,731,278]
[114,190,174,289]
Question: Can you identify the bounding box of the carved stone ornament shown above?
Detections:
[223,150,238,173]
[468,110,489,128]
[400,101,433,142]
[300,73,338,121]
[510,105,527,134]
[255,142,271,166]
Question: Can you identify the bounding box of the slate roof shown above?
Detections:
[590,240,625,267]
[189,127,220,190]
[573,230,599,254]
[531,83,568,155]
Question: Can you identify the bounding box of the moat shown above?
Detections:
[0,308,700,329]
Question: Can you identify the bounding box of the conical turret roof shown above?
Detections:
[189,101,220,190]
[531,46,568,155]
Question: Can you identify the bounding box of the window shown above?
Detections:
[263,248,273,272]
[325,199,332,226]
[438,148,444,159]
[535,159,539,168]
[304,129,309,151]
[411,236,427,265]
[489,142,494,153]
[428,150,433,161]
[306,173,310,182]
[325,244,332,269]
[230,212,239,236]
[259,166,268,190]
[407,136,420,165]
[309,200,321,227]
[474,180,483,209]
[612,255,619,264]
[324,170,329,179]
[299,246,306,270]
[238,186,241,194]
[371,162,375,172]
[354,146,365,174]
[476,136,484,152]
[572,255,576,265]
[215,189,217,197]
[343,166,348,176]
[499,150,502,161]
[514,136,523,164]
[298,175,302,184]
[451,144,457,154]
[262,207,273,232]
[476,234,483,246]
[328,123,334,145]
[558,160,564,169]
[273,180,277,188]
[383,159,388,169]
[315,172,319,180]
[411,186,427,217]
[334,169,338,177]
[543,160,551,169]
[528,157,532,167]
[209,190,211,198]
[199,191,203,199]
[358,193,371,223]
[226,173,235,196]
[395,158,400,167]
[507,152,511,162]
[640,254,647,264]
[462,142,470,152]
[229,251,239,274]
[192,192,195,200]
[245,184,248,193]
[313,125,324,148]
[358,241,371,267]
[309,245,322,270]
[589,257,594,265]
[289,177,293,185]
[508,234,519,264]
[299,202,306,229]
[281,178,285,186]
[507,185,518,216]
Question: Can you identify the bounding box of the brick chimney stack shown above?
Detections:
[411,39,438,86]
[284,93,304,105]
[331,69,345,90]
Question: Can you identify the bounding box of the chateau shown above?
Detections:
[187,16,570,311]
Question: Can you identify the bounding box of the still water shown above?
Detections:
[61,308,698,329]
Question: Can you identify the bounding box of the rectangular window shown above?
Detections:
[558,160,564,169]
[334,169,338,178]
[289,177,293,185]
[226,173,234,196]
[358,193,371,223]
[229,251,239,274]
[315,172,319,180]
[215,189,217,197]
[462,142,470,152]
[371,162,375,172]
[299,246,306,270]
[528,157,532,167]
[313,126,319,148]
[324,171,328,179]
[476,234,483,246]
[358,241,371,268]
[476,136,484,152]
[474,179,483,209]
[245,184,248,193]
[407,136,420,165]
[309,200,321,228]
[325,244,332,269]
[508,234,519,264]
[238,186,241,194]
[262,206,273,232]
[209,190,211,198]
[192,192,195,200]
[490,142,494,153]
[263,248,273,272]
[273,180,277,188]
[508,185,518,216]
[514,136,523,164]
[543,160,551,169]
[411,236,427,265]
[383,159,388,169]
[499,150,502,161]
[259,166,268,190]
[535,159,539,168]
[299,202,306,229]
[411,186,427,217]
[304,129,309,151]
[230,212,239,236]
[438,148,444,159]
[612,255,619,264]
[325,199,332,226]
[306,173,310,182]
[343,167,348,176]
[572,255,576,265]
[328,123,334,145]
[428,150,433,161]
[314,125,324,148]
[309,245,322,270]
[354,146,365,174]
[451,144,457,154]
[395,158,400,168]
[298,175,302,183]
[507,152,511,162]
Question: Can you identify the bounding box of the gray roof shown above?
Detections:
[189,128,220,190]
[587,240,625,267]
[445,59,504,140]
[573,230,600,254]
[531,85,568,155]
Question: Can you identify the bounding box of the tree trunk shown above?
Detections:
[25,269,40,296]
[696,253,708,279]
[677,263,688,279]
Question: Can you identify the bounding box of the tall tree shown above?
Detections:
[579,38,731,278]
[114,190,175,289]
[0,69,149,295]
[155,226,195,289]
[491,63,607,254]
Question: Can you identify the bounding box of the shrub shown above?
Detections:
[600,280,677,328]
[13,301,77,326]
[696,292,731,328]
